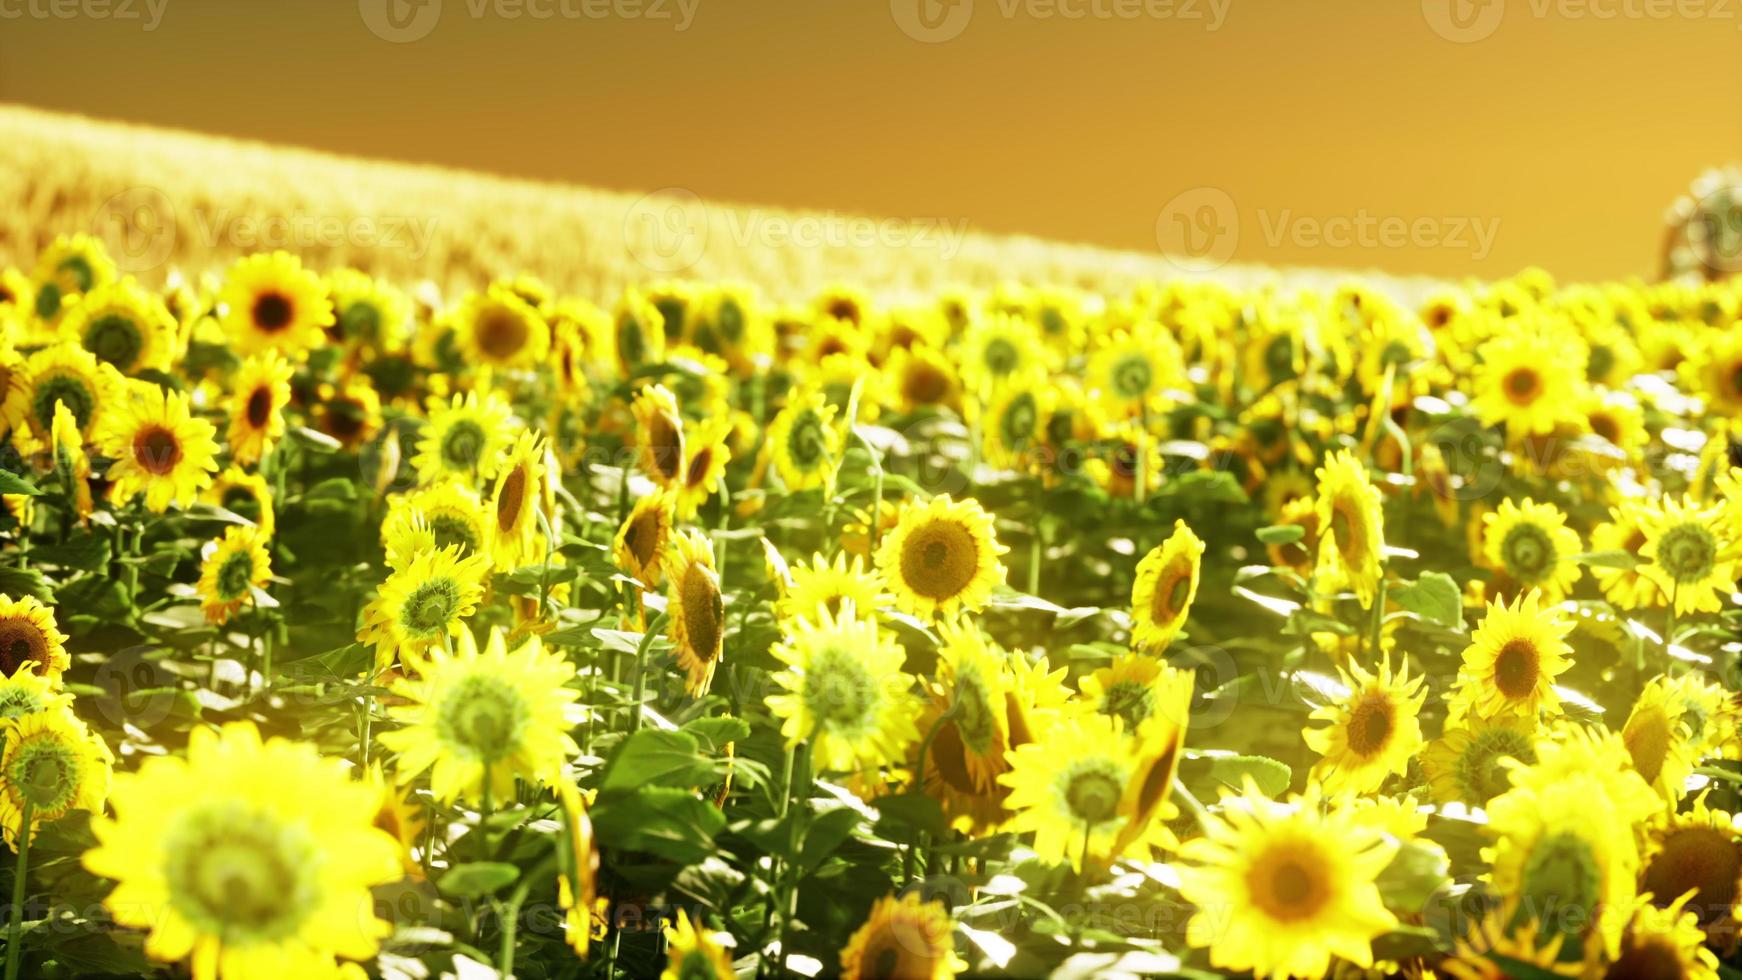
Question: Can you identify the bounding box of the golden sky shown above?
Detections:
[1,0,1737,282]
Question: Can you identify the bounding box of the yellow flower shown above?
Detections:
[1640,794,1742,938]
[412,390,516,487]
[357,545,491,671]
[979,375,1051,472]
[1639,494,1736,615]
[660,910,735,980]
[767,604,918,774]
[839,892,966,980]
[1304,655,1426,797]
[886,344,960,414]
[1589,503,1656,610]
[380,627,579,804]
[556,778,606,958]
[0,706,111,848]
[0,594,70,684]
[960,312,1047,398]
[1113,666,1193,860]
[1591,895,1720,980]
[31,233,116,321]
[203,466,276,536]
[1000,711,1138,870]
[673,414,732,519]
[1683,328,1742,416]
[767,388,840,492]
[875,494,1007,620]
[1483,497,1583,602]
[1177,781,1399,978]
[613,288,666,374]
[627,383,686,489]
[487,429,547,572]
[225,352,294,467]
[451,285,551,371]
[1086,320,1183,419]
[1446,591,1574,723]
[1129,519,1205,652]
[1437,898,1574,980]
[665,529,725,697]
[21,342,122,446]
[777,551,885,626]
[59,277,176,374]
[197,526,273,625]
[1420,715,1536,805]
[325,268,410,352]
[220,251,334,357]
[317,380,380,451]
[614,490,675,590]
[362,762,426,879]
[100,385,220,513]
[1472,323,1584,436]
[1314,449,1384,607]
[83,721,401,980]
[1621,675,1699,802]
[381,481,491,570]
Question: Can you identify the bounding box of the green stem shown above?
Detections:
[626,614,665,735]
[1366,566,1387,659]
[5,799,32,980]
[496,880,530,978]
[775,742,810,976]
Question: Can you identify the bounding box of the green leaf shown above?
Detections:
[439,862,520,898]
[1206,755,1292,796]
[1573,549,1639,570]
[683,716,751,752]
[0,565,54,602]
[0,469,41,496]
[1255,523,1305,545]
[872,793,951,839]
[1392,571,1463,628]
[1375,840,1450,914]
[600,729,715,791]
[28,533,110,571]
[592,786,726,864]
[798,806,863,873]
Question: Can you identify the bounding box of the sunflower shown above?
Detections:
[777,551,885,626]
[1482,498,1583,602]
[960,312,1047,398]
[59,278,176,374]
[382,482,491,571]
[673,414,732,519]
[1438,899,1576,980]
[1304,656,1426,797]
[555,778,606,958]
[767,388,840,492]
[766,604,919,774]
[839,892,966,980]
[219,251,334,357]
[1683,329,1742,416]
[1580,389,1647,462]
[0,668,69,726]
[1087,320,1183,419]
[1077,653,1177,735]
[203,467,276,536]
[318,380,381,451]
[380,627,578,803]
[487,429,546,573]
[1640,794,1742,936]
[1592,895,1720,980]
[1313,450,1385,607]
[980,375,1050,471]
[1622,675,1699,801]
[664,529,725,697]
[31,233,116,321]
[1000,711,1140,870]
[0,340,27,435]
[1589,503,1656,610]
[362,762,426,879]
[1266,495,1320,575]
[630,383,686,488]
[1420,715,1537,805]
[921,620,1011,799]
[1112,666,1193,859]
[1667,671,1742,762]
[410,391,512,487]
[1177,781,1399,978]
[0,706,110,848]
[357,545,491,671]
[1472,323,1584,436]
[876,494,1007,620]
[886,344,961,414]
[1446,591,1574,724]
[197,526,273,626]
[84,721,401,980]
[47,400,95,522]
[21,342,121,446]
[614,289,666,374]
[225,351,295,467]
[661,910,735,980]
[614,491,675,590]
[325,268,410,353]
[1129,519,1205,652]
[0,594,69,683]
[1639,494,1736,615]
[99,385,220,513]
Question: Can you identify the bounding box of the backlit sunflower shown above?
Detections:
[1314,449,1385,607]
[556,778,606,958]
[0,706,111,848]
[99,385,220,513]
[357,545,491,671]
[613,288,666,373]
[767,388,840,492]
[1472,323,1584,436]
[1000,711,1138,870]
[614,491,674,590]
[839,892,966,980]
[1438,899,1575,980]
[1482,497,1583,602]
[0,594,69,683]
[1683,329,1742,416]
[777,551,885,626]
[488,430,546,572]
[673,414,732,519]
[21,342,121,446]
[317,380,381,451]
[876,494,1006,620]
[1580,389,1647,463]
[47,400,94,522]
[87,722,399,980]
[1177,781,1399,978]
[381,481,491,570]
[0,670,69,725]
[1087,320,1183,419]
[1640,794,1742,937]
[59,277,176,374]
[0,340,27,435]
[196,526,273,625]
[1420,715,1537,805]
[412,390,515,487]
[220,251,334,357]
[1266,496,1320,575]
[1667,671,1742,762]
[362,762,426,879]
[325,268,410,353]
[1622,675,1699,801]
[960,312,1047,398]
[630,383,686,488]
[225,351,294,466]
[657,910,734,980]
[1112,665,1193,860]
[31,233,116,321]
[886,344,960,414]
[766,604,918,774]
[1129,519,1205,652]
[450,285,551,371]
[664,529,725,697]
[1592,895,1719,980]
[1446,591,1573,724]
[1589,503,1656,610]
[204,467,276,536]
[1638,494,1736,615]
[1078,653,1178,734]
[924,620,1011,795]
[980,375,1050,471]
[1304,655,1426,797]
[379,627,579,803]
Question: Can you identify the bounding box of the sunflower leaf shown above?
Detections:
[0,469,42,496]
[439,862,520,898]
[1391,572,1463,628]
[1255,524,1305,545]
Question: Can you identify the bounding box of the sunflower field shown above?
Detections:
[2,233,1742,980]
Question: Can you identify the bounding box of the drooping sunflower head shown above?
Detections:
[0,594,70,683]
[614,491,675,590]
[0,707,111,846]
[1421,716,1537,805]
[224,351,295,466]
[1482,497,1583,601]
[839,891,966,980]
[58,277,176,375]
[1304,655,1427,797]
[875,494,1007,620]
[766,604,918,775]
[98,383,220,514]
[1313,449,1384,606]
[630,383,687,487]
[219,251,334,357]
[767,388,840,492]
[196,525,273,626]
[487,429,547,572]
[1130,519,1205,652]
[664,529,725,697]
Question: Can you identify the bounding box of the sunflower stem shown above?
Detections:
[626,614,665,735]
[1171,782,1211,832]
[1366,571,1387,660]
[496,879,531,979]
[774,741,810,977]
[4,799,32,980]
